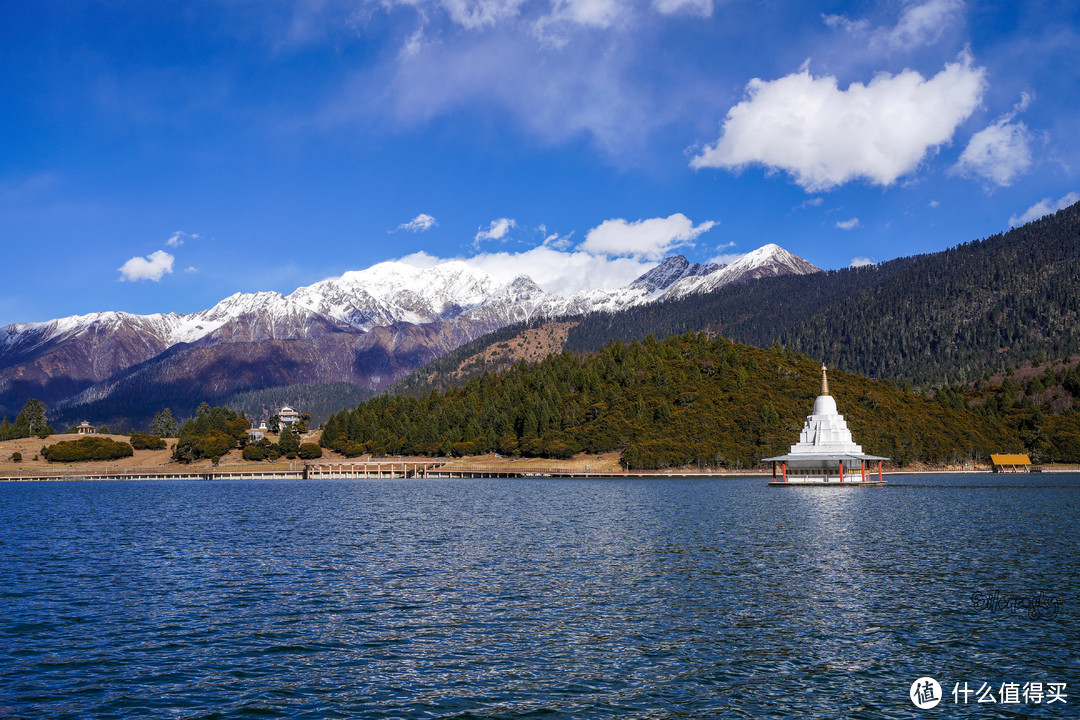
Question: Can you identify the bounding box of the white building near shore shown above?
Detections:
[764,365,888,485]
[279,406,301,428]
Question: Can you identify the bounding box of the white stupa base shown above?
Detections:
[769,476,886,487]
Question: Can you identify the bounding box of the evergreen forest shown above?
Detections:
[563,202,1080,389]
[322,334,1054,469]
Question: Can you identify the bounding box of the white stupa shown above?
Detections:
[764,365,888,485]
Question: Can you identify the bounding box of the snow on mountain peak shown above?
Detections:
[630,255,721,294]
[1,243,820,360]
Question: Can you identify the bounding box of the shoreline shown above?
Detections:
[3,432,1071,482]
[3,466,1060,483]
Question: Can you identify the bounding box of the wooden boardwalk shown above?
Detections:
[2,461,768,482]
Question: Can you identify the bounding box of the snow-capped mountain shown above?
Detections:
[660,244,821,299]
[288,260,498,330]
[631,256,722,293]
[0,244,820,420]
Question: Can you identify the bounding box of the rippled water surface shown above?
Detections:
[1,474,1077,718]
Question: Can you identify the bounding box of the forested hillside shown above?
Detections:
[323,334,1036,469]
[54,379,371,432]
[564,202,1080,388]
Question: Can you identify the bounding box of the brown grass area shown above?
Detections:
[0,430,321,477]
[0,430,626,477]
[447,321,578,380]
[438,451,624,473]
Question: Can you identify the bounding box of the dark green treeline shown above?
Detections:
[564,201,1080,389]
[322,334,1022,469]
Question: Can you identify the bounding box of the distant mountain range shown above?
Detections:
[0,243,819,424]
[394,201,1080,396]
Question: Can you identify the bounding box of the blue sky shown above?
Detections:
[2,0,1078,326]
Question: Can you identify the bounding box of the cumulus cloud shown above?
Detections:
[954,120,1032,186]
[398,246,654,295]
[474,217,517,246]
[392,212,721,293]
[850,257,875,267]
[691,54,986,191]
[835,217,861,230]
[119,250,175,282]
[1008,192,1080,227]
[954,94,1036,187]
[579,213,717,260]
[395,213,439,232]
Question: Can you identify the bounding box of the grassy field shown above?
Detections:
[0,432,629,477]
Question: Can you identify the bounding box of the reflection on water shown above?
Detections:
[0,474,1076,719]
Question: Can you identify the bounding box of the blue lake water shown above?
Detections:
[0,474,1076,719]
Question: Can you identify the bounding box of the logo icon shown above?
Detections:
[910,677,942,709]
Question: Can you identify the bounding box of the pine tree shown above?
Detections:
[149,408,179,438]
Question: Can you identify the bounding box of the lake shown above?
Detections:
[0,474,1076,718]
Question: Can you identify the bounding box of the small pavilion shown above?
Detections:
[764,365,888,485]
[989,454,1031,473]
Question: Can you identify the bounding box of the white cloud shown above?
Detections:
[954,120,1032,186]
[795,197,824,211]
[850,257,875,267]
[1008,192,1080,227]
[954,94,1036,187]
[474,217,517,246]
[835,217,861,230]
[396,213,439,232]
[119,250,175,282]
[397,246,654,295]
[322,0,729,159]
[691,54,986,191]
[886,0,964,49]
[542,229,575,250]
[535,0,622,40]
[439,0,532,30]
[708,251,744,266]
[928,199,940,207]
[166,230,199,248]
[825,0,964,51]
[579,213,717,260]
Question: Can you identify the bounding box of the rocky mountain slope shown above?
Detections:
[0,244,819,423]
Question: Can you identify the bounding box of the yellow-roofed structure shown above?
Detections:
[990,454,1031,473]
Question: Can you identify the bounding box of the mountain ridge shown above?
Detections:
[0,244,820,423]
